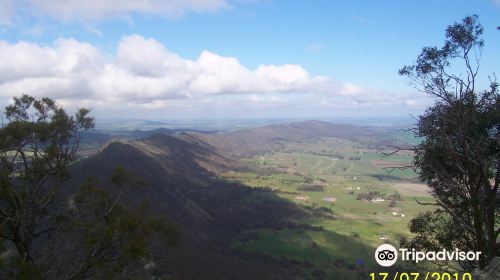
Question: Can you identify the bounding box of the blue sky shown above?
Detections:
[0,0,498,119]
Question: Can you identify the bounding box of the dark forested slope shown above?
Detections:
[68,133,308,279]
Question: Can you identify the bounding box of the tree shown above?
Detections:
[0,95,94,265]
[0,96,180,279]
[49,167,181,280]
[399,15,499,270]
[0,95,180,280]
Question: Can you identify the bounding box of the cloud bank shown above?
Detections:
[0,35,426,115]
[0,0,236,24]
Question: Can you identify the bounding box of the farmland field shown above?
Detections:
[220,136,433,278]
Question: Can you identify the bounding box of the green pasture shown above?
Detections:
[221,137,432,278]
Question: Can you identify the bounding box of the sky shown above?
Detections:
[0,0,498,120]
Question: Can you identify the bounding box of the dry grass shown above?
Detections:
[390,181,431,197]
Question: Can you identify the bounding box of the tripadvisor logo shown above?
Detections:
[374,244,482,267]
[375,244,398,267]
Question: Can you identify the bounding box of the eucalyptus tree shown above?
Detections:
[399,15,499,270]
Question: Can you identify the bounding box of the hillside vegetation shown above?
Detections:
[67,120,430,279]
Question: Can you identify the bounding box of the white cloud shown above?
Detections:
[82,25,103,37]
[0,35,426,114]
[0,0,232,24]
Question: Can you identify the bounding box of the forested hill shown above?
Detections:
[179,120,400,157]
[63,120,409,279]
[67,133,309,279]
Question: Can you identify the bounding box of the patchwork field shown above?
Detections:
[220,136,433,278]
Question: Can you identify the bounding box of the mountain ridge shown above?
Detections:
[180,120,395,157]
[68,131,311,279]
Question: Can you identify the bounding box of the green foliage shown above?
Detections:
[0,96,180,279]
[0,95,94,266]
[389,191,403,202]
[405,211,474,252]
[356,191,385,201]
[400,15,499,269]
[8,257,45,280]
[64,168,180,280]
[401,211,476,271]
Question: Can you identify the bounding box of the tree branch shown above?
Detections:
[416,198,476,234]
[33,227,56,238]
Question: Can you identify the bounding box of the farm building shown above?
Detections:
[371,197,386,203]
[295,195,309,201]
